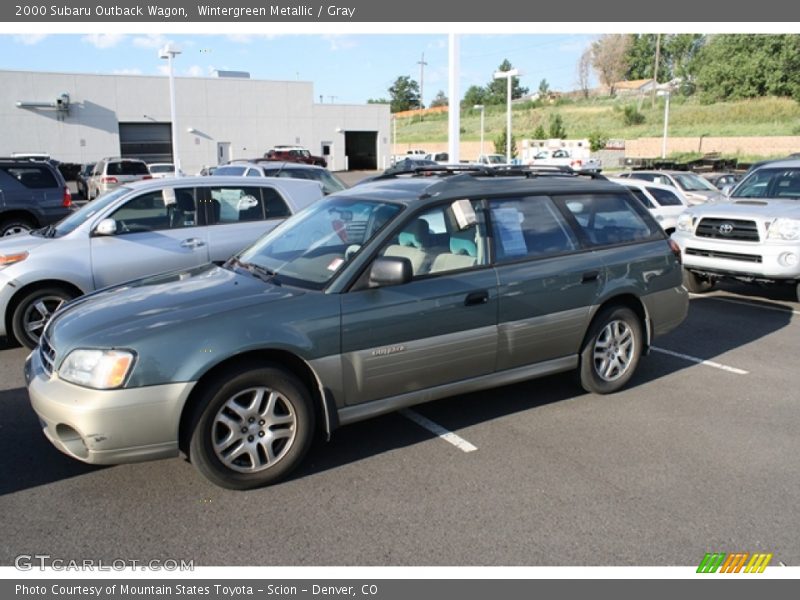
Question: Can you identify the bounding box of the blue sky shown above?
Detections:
[0,33,597,104]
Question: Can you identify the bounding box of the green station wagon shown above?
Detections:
[26,169,689,489]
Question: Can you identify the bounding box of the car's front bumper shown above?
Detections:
[672,232,800,281]
[25,349,196,465]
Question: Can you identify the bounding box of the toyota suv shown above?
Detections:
[26,168,688,489]
[671,159,800,300]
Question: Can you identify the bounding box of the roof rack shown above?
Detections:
[371,163,607,182]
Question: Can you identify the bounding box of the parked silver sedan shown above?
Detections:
[0,176,324,348]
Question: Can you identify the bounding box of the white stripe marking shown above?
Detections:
[689,293,800,316]
[399,409,477,453]
[651,346,749,375]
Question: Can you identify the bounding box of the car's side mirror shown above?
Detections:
[721,185,733,197]
[94,218,117,236]
[369,256,412,287]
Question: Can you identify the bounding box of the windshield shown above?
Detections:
[673,173,718,192]
[261,167,347,195]
[149,164,174,174]
[486,155,505,164]
[732,167,800,200]
[234,197,403,290]
[40,187,131,237]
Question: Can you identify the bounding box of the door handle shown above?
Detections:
[581,270,600,283]
[180,238,206,249]
[464,290,490,306]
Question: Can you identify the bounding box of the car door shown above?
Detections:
[202,183,292,261]
[340,201,499,405]
[90,186,210,289]
[489,195,604,371]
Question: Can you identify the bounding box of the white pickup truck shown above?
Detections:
[528,148,602,173]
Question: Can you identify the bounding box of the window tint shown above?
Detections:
[647,186,684,206]
[628,188,654,209]
[630,173,656,183]
[380,203,486,277]
[264,188,291,218]
[562,193,658,246]
[2,166,58,189]
[214,165,247,176]
[107,161,149,176]
[246,169,262,177]
[110,188,199,233]
[208,186,267,224]
[490,196,578,261]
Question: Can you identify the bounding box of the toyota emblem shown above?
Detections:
[718,223,734,235]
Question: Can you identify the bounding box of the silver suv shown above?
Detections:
[671,160,800,300]
[87,157,151,200]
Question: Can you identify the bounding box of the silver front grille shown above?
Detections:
[39,333,56,376]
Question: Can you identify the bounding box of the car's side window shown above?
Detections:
[264,188,291,219]
[561,193,659,246]
[2,166,58,189]
[109,188,199,233]
[379,203,486,277]
[628,188,654,209]
[246,169,262,177]
[208,186,268,224]
[489,196,579,262]
[647,186,683,206]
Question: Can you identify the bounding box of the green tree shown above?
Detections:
[538,78,550,96]
[494,130,518,158]
[388,75,421,112]
[485,59,529,105]
[592,34,632,96]
[532,124,547,140]
[462,85,486,108]
[625,34,657,80]
[588,131,609,152]
[693,35,800,102]
[367,98,389,104]
[548,113,567,139]
[429,90,448,108]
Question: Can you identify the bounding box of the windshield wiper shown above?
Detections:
[227,257,280,285]
[33,224,57,238]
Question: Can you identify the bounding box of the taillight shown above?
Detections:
[101,176,118,184]
[571,159,582,168]
[668,238,682,265]
[62,186,72,208]
[142,175,153,180]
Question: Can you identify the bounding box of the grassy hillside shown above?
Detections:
[396,96,800,145]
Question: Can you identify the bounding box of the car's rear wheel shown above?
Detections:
[682,269,715,293]
[189,365,315,490]
[579,306,643,394]
[0,218,35,237]
[11,286,77,349]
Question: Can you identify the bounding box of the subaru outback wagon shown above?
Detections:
[27,169,688,489]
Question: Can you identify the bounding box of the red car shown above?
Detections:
[264,145,327,167]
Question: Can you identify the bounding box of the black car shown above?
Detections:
[0,157,73,236]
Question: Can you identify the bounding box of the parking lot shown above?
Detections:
[0,276,797,566]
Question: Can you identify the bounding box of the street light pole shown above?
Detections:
[493,69,519,164]
[661,89,671,159]
[473,104,485,157]
[159,43,182,176]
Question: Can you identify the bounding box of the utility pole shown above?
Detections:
[417,52,428,109]
[651,33,661,108]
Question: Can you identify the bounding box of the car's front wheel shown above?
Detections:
[189,365,315,490]
[682,269,715,293]
[579,306,643,394]
[11,286,77,349]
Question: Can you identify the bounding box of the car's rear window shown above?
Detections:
[107,161,149,176]
[646,186,684,206]
[560,193,661,246]
[1,166,59,189]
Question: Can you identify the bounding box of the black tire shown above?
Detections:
[11,286,77,349]
[0,218,35,237]
[795,281,800,303]
[189,365,315,490]
[579,306,643,394]
[682,269,715,293]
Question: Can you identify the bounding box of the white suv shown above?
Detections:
[671,160,800,300]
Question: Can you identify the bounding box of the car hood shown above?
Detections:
[686,198,800,220]
[0,232,50,255]
[48,263,305,350]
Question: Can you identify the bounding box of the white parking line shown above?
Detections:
[651,346,749,375]
[689,293,800,317]
[399,408,478,453]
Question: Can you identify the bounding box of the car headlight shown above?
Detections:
[0,252,29,268]
[766,218,800,241]
[676,213,694,233]
[58,349,136,389]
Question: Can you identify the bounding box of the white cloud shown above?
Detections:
[82,34,126,49]
[322,35,357,52]
[157,65,170,76]
[113,68,143,75]
[225,34,280,44]
[13,34,48,46]
[185,65,204,77]
[132,34,168,49]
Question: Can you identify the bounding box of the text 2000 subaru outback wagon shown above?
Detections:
[27,169,689,489]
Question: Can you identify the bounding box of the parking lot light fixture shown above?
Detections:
[473,104,485,157]
[159,43,182,176]
[493,69,519,163]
